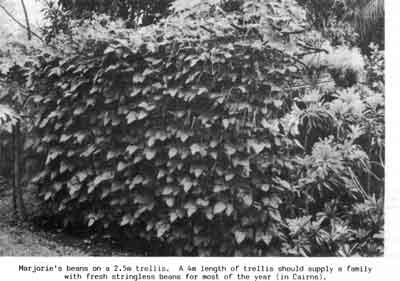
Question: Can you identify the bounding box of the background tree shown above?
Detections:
[49,0,173,27]
[296,0,384,50]
[355,0,384,50]
[0,0,42,220]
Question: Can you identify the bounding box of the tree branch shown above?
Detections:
[296,41,329,54]
[0,3,43,41]
[20,0,31,40]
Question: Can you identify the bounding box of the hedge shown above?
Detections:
[29,0,383,256]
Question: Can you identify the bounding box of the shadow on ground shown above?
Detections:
[0,184,135,256]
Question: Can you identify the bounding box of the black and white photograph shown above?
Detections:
[0,0,384,257]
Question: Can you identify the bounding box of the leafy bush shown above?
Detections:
[365,43,384,92]
[296,0,359,46]
[25,0,383,256]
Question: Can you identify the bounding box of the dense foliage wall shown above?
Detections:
[3,0,384,256]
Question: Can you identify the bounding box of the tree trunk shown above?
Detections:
[13,121,26,220]
[9,0,32,221]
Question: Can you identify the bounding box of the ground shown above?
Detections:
[0,221,86,256]
[0,184,131,256]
